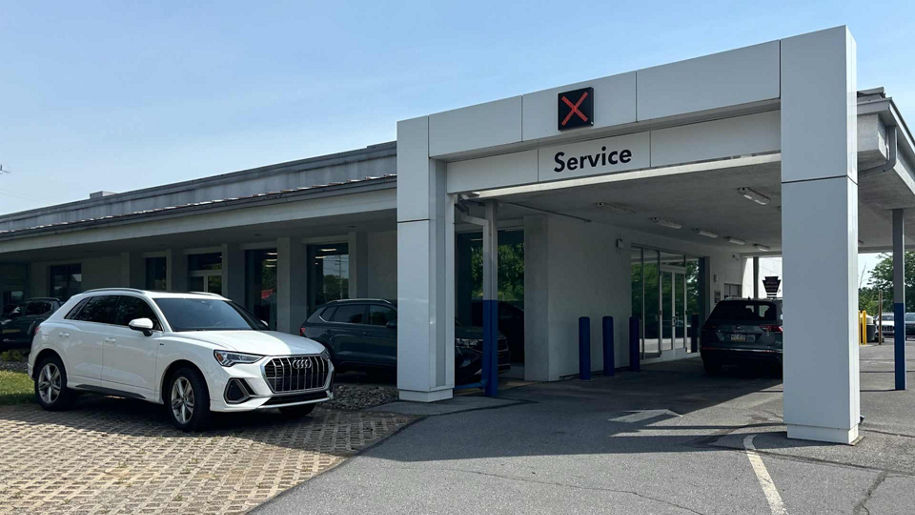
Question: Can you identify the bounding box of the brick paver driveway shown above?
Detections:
[0,396,413,514]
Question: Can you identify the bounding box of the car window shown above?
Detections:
[25,302,52,316]
[330,304,366,324]
[74,296,119,324]
[65,298,90,319]
[710,301,777,322]
[154,298,264,332]
[320,306,336,321]
[883,313,894,321]
[906,313,915,322]
[368,305,396,326]
[114,296,161,329]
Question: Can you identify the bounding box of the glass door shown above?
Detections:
[674,271,686,349]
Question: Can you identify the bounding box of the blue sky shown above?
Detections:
[0,0,913,219]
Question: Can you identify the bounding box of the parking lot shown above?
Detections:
[0,397,413,514]
[260,342,915,514]
[2,342,914,514]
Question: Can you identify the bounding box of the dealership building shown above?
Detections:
[2,26,914,443]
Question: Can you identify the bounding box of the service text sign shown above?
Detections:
[537,132,649,182]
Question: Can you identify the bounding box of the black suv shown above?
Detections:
[700,299,783,375]
[300,299,510,383]
[1,297,63,349]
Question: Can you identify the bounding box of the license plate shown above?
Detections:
[729,334,748,343]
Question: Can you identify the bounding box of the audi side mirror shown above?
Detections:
[386,320,397,329]
[128,317,155,336]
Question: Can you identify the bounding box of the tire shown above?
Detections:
[703,358,723,376]
[279,404,316,418]
[34,354,77,411]
[165,366,211,431]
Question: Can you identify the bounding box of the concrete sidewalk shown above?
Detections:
[257,343,915,514]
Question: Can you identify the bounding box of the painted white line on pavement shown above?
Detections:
[743,434,788,515]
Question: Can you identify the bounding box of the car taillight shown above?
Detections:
[34,324,41,335]
[299,327,307,337]
[761,324,782,333]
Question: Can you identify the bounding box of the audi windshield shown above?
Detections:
[154,298,266,332]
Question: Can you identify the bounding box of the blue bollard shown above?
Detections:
[483,299,499,396]
[895,302,906,390]
[579,316,591,380]
[602,316,615,376]
[629,316,640,372]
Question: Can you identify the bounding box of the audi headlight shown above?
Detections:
[213,350,263,367]
[455,337,479,348]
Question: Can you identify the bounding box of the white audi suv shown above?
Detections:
[28,288,333,430]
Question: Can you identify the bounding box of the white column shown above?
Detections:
[781,26,860,444]
[276,237,308,334]
[221,243,245,304]
[166,249,187,292]
[396,116,454,402]
[350,231,369,298]
[119,251,144,288]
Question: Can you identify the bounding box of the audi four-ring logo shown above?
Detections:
[290,359,312,369]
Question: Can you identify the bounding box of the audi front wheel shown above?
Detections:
[166,366,210,431]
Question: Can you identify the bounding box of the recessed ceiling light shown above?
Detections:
[738,187,770,206]
[650,217,682,229]
[727,237,746,245]
[693,229,719,239]
[594,202,635,214]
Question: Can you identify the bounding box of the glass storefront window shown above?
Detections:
[49,264,82,300]
[145,257,167,290]
[642,249,660,357]
[188,253,222,294]
[245,248,277,329]
[631,247,703,356]
[308,243,349,312]
[455,229,525,363]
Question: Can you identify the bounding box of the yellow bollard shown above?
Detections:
[859,311,867,345]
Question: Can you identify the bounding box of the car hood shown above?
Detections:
[175,330,326,356]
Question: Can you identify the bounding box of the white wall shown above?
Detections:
[367,230,397,300]
[523,215,749,381]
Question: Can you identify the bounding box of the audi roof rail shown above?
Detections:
[186,291,224,297]
[82,287,147,294]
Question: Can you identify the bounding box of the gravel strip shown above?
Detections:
[325,383,399,411]
[0,359,28,374]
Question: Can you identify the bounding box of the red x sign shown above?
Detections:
[560,92,589,125]
[557,87,593,131]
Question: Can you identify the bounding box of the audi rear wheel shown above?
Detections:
[34,355,76,411]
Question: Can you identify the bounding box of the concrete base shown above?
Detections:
[787,423,859,445]
[398,388,454,403]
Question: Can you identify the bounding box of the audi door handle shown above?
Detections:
[59,332,70,338]
[104,337,116,343]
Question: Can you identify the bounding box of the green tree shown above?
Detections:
[859,251,915,313]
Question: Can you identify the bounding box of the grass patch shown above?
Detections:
[0,370,33,405]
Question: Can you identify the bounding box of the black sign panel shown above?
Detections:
[763,276,781,299]
[558,87,593,131]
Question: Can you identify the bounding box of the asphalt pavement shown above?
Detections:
[257,342,915,514]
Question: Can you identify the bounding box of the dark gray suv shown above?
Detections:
[1,297,62,349]
[700,299,783,376]
[300,299,510,383]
